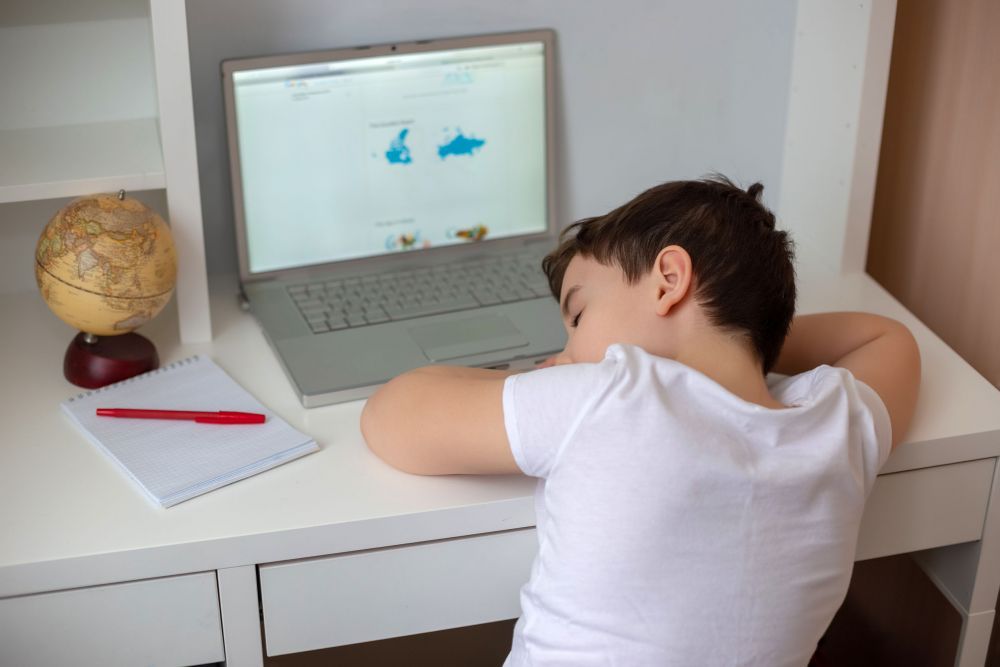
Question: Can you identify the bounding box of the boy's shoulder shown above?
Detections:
[513,344,703,409]
[521,344,877,414]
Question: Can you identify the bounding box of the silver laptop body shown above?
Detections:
[222,29,567,407]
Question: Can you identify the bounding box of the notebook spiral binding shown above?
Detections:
[67,356,201,402]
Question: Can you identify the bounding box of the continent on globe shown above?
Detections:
[438,129,486,159]
[385,128,413,164]
[35,192,177,337]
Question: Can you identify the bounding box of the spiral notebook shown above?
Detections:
[61,355,319,508]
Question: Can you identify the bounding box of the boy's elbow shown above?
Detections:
[885,319,922,448]
[888,318,921,382]
[361,374,431,474]
[361,378,404,469]
[360,391,381,453]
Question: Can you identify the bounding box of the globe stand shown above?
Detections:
[64,332,159,389]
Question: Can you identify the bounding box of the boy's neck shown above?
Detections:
[672,333,787,410]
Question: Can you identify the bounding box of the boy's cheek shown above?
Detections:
[565,337,605,364]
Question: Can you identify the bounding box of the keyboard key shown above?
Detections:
[531,285,551,297]
[384,296,478,320]
[472,289,501,305]
[497,291,521,303]
[295,252,552,332]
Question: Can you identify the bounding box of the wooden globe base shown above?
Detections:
[64,332,159,389]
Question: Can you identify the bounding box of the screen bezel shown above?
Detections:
[222,29,558,284]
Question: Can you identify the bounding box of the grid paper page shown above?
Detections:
[61,356,318,507]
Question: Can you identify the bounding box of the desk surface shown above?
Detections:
[2,268,1000,598]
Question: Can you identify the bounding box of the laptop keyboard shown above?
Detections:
[289,254,553,334]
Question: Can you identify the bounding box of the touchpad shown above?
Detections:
[407,314,530,362]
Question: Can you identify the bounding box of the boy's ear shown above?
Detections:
[654,245,693,317]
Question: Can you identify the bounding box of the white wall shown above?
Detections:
[185,0,798,275]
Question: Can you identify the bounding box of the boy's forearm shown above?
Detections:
[402,365,523,381]
[363,365,517,442]
[773,312,909,376]
[361,364,520,474]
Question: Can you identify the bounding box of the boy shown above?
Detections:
[361,177,921,666]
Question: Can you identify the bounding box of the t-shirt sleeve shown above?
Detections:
[852,376,894,491]
[502,361,612,478]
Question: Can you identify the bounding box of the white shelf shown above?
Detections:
[0,118,164,204]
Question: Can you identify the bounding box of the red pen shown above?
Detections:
[96,408,266,424]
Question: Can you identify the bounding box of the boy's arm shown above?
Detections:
[772,312,921,449]
[360,365,522,475]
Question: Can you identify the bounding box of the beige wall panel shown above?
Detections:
[867,0,1000,388]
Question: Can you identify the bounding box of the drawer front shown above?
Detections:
[856,458,995,561]
[0,571,224,667]
[260,528,537,656]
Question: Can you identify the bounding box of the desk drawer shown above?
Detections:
[0,571,224,667]
[856,458,995,561]
[260,528,536,656]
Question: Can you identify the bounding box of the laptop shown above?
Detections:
[221,29,567,407]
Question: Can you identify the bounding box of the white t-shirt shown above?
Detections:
[501,343,891,667]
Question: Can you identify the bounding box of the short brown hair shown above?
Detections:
[542,175,796,374]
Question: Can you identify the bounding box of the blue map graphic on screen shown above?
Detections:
[438,129,486,159]
[385,129,412,164]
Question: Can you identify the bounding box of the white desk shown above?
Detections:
[2,269,1000,667]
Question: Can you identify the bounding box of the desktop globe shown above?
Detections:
[35,190,177,388]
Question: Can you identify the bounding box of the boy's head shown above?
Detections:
[542,176,796,374]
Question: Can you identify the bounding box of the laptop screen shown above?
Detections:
[230,39,549,275]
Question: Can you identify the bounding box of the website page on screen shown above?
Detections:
[233,42,548,275]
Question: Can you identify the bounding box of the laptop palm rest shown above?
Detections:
[407,314,530,362]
